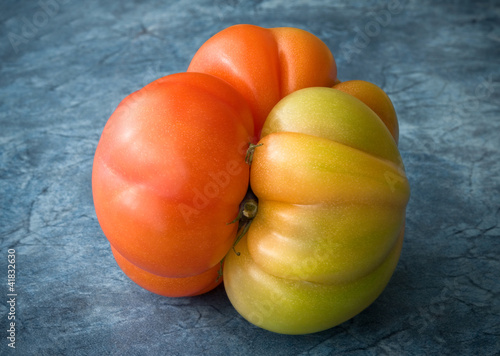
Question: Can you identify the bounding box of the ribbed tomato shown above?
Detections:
[92,72,254,297]
[188,24,337,136]
[223,87,410,334]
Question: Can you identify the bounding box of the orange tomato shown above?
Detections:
[188,24,337,137]
[92,72,254,297]
[111,246,222,297]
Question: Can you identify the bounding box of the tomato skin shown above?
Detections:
[92,72,254,296]
[225,231,404,335]
[224,87,410,334]
[187,24,337,137]
[111,246,222,298]
[334,80,399,144]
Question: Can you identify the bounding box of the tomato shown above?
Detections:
[187,24,337,137]
[93,25,409,332]
[92,72,254,297]
[223,87,410,334]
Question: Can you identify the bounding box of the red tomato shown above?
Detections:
[92,72,254,297]
[188,24,337,136]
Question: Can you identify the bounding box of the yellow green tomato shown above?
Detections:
[223,87,410,335]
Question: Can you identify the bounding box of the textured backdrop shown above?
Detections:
[1,0,499,355]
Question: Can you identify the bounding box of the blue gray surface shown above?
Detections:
[1,0,499,355]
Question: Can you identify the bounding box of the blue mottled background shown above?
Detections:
[1,0,499,355]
